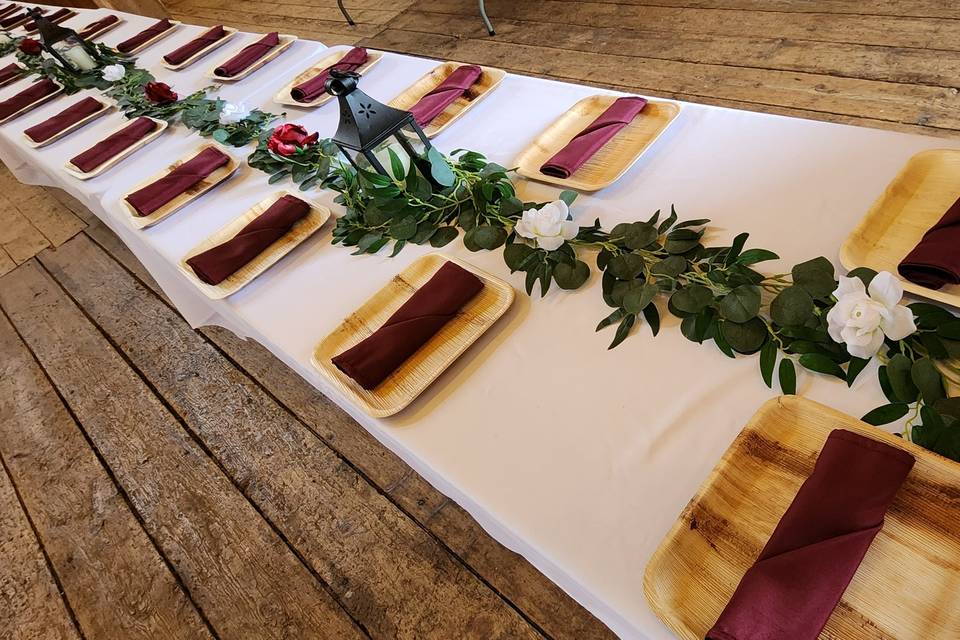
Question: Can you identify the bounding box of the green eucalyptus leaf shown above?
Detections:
[718,285,761,323]
[608,314,636,349]
[554,260,590,290]
[596,308,625,331]
[473,225,508,250]
[912,412,960,461]
[770,286,815,327]
[736,248,779,266]
[861,403,910,426]
[847,266,878,288]
[651,255,686,278]
[887,353,919,403]
[558,189,578,206]
[624,222,658,250]
[642,304,661,336]
[504,242,535,271]
[911,357,945,405]
[720,317,766,354]
[760,340,777,388]
[792,256,836,299]
[607,253,646,280]
[426,147,455,186]
[779,358,797,394]
[846,357,870,387]
[798,353,845,379]
[670,284,714,315]
[387,147,405,181]
[622,283,658,314]
[388,216,418,240]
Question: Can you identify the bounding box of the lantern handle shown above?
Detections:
[325,69,360,97]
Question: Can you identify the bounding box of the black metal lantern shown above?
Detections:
[324,69,437,183]
[26,8,101,74]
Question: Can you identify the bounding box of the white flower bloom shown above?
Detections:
[101,64,125,82]
[220,102,252,124]
[826,271,916,359]
[514,200,578,251]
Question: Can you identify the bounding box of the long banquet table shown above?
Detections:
[2,6,958,638]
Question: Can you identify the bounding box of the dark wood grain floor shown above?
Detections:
[3,1,959,637]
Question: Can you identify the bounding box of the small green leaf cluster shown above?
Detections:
[0,32,22,57]
[180,99,280,147]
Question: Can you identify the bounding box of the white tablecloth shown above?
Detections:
[3,7,958,638]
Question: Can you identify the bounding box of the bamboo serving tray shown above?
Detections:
[206,33,297,82]
[161,26,237,71]
[24,10,76,34]
[387,62,505,138]
[178,191,330,299]
[274,48,383,108]
[313,253,514,418]
[63,116,167,180]
[22,99,112,148]
[121,144,239,230]
[515,95,680,191]
[118,20,181,56]
[0,81,62,125]
[79,16,125,41]
[644,395,960,640]
[840,148,960,309]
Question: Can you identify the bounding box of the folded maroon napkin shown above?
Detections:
[116,18,174,54]
[214,31,280,77]
[0,78,58,121]
[706,429,914,640]
[125,147,230,216]
[0,62,24,86]
[0,5,18,19]
[77,14,120,39]
[25,7,72,32]
[333,261,484,390]
[69,116,158,173]
[409,64,482,127]
[0,10,30,28]
[162,24,226,65]
[186,194,311,285]
[291,46,368,103]
[540,96,648,179]
[897,195,960,290]
[24,96,103,143]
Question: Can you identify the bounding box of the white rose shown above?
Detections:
[220,101,252,124]
[101,64,125,82]
[514,200,578,251]
[826,271,916,359]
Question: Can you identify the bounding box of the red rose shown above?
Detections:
[267,123,318,156]
[144,81,178,105]
[19,38,42,56]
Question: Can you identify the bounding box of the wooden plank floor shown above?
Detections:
[3,1,960,637]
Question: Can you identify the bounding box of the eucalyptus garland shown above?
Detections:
[16,42,134,94]
[0,31,23,57]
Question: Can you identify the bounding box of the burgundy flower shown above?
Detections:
[267,123,318,156]
[144,81,178,105]
[19,38,42,56]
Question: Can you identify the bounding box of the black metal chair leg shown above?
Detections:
[338,0,356,26]
[479,0,494,35]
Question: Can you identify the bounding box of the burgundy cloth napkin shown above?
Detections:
[162,24,226,65]
[540,96,648,178]
[186,194,311,285]
[69,116,158,173]
[291,46,368,103]
[409,64,482,127]
[116,18,173,54]
[897,195,960,290]
[0,5,18,19]
[705,429,914,640]
[0,10,30,28]
[0,62,24,86]
[77,14,119,39]
[214,31,279,77]
[24,96,103,143]
[0,78,58,121]
[125,147,230,216]
[332,261,484,390]
[25,7,71,32]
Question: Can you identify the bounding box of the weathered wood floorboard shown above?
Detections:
[0,449,79,640]
[0,261,367,640]
[0,308,211,640]
[80,217,618,640]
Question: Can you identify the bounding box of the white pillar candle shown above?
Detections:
[60,44,97,71]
